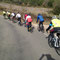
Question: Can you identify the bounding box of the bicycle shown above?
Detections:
[38,24,44,32]
[48,31,60,55]
[27,22,34,32]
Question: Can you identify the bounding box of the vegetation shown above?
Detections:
[0,6,6,11]
[53,0,60,15]
[0,11,2,15]
[0,0,60,15]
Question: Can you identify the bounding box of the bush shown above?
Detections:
[0,6,6,11]
[53,5,60,15]
[53,0,60,15]
[48,0,54,7]
[37,0,44,6]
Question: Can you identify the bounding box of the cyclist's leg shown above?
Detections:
[39,21,40,28]
[50,28,55,38]
[20,18,21,24]
[29,22,32,31]
[19,18,22,25]
[38,21,41,31]
[27,24,29,31]
[41,21,43,30]
[13,16,16,22]
[40,22,43,30]
[12,16,14,22]
[18,18,20,24]
[3,14,5,18]
[29,22,31,27]
[4,14,6,18]
[8,15,11,20]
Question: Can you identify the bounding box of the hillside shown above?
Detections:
[0,0,60,15]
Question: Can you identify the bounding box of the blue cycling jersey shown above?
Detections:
[37,15,44,22]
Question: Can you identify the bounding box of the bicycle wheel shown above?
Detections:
[40,24,44,32]
[55,38,60,55]
[48,35,54,48]
[41,26,44,33]
[37,27,40,32]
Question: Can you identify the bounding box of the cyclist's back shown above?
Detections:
[37,14,44,22]
[16,13,21,19]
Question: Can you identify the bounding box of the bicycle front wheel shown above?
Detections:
[55,38,60,55]
[48,35,54,48]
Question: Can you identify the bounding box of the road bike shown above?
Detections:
[48,30,60,55]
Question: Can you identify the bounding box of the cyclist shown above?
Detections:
[11,12,16,21]
[26,14,32,31]
[46,16,60,47]
[23,13,28,27]
[3,11,6,18]
[36,14,44,31]
[7,11,11,20]
[16,12,21,25]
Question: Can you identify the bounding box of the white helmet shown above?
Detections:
[52,16,57,19]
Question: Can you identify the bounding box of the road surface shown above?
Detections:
[0,16,60,60]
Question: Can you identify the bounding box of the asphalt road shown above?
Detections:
[0,16,60,60]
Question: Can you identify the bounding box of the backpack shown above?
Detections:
[27,18,32,22]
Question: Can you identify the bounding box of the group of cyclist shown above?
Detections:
[3,10,60,47]
[3,11,33,31]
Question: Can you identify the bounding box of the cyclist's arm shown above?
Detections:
[36,16,39,23]
[46,22,52,32]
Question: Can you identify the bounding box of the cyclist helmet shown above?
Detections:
[52,16,57,19]
[38,14,41,16]
[28,13,30,16]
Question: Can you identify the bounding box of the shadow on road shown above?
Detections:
[39,54,55,60]
[55,47,60,56]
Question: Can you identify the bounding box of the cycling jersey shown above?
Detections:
[11,13,15,17]
[26,15,32,22]
[37,15,44,22]
[16,13,21,18]
[46,19,60,32]
[52,19,60,27]
[3,11,6,14]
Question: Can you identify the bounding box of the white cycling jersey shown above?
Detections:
[26,15,31,21]
[16,13,21,18]
[11,13,15,17]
